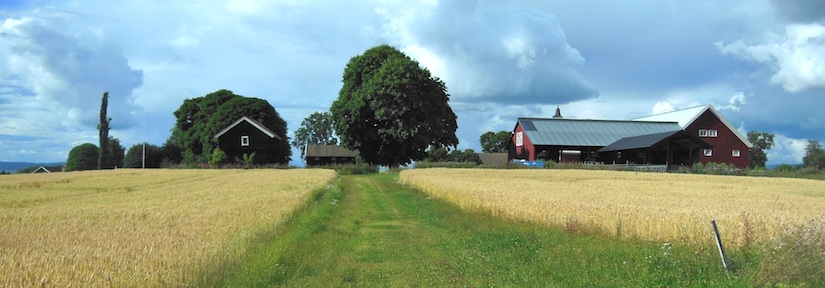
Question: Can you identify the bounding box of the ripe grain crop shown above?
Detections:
[0,169,335,287]
[400,168,825,248]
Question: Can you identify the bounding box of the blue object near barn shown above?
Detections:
[512,160,544,168]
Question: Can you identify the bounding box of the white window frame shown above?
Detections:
[708,130,718,137]
[704,149,712,157]
[732,150,740,157]
[516,131,523,147]
[699,129,708,137]
[241,135,250,147]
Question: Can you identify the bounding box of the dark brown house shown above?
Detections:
[214,116,283,164]
[305,145,358,166]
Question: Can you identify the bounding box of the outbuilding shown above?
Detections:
[305,145,358,166]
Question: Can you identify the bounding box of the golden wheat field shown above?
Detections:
[0,169,335,287]
[400,168,825,248]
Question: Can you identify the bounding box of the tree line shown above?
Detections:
[55,43,824,171]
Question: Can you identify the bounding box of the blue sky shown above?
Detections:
[1,0,824,166]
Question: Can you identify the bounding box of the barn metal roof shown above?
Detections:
[598,130,711,152]
[518,118,682,147]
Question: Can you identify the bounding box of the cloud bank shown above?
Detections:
[717,23,825,93]
[376,0,597,105]
[1,16,143,129]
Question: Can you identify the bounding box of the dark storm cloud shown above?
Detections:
[772,0,825,23]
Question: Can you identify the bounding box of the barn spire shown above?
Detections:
[553,105,563,119]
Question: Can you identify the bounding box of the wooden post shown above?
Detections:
[712,220,730,272]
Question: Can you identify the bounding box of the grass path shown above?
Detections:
[220,173,742,286]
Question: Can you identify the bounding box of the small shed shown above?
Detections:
[214,116,284,164]
[305,145,358,166]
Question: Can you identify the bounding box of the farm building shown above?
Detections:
[214,116,284,164]
[508,104,751,169]
[305,145,358,166]
[634,104,752,168]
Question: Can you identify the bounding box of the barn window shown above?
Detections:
[732,150,740,157]
[241,135,250,146]
[704,149,712,157]
[699,129,708,137]
[708,130,718,137]
[516,132,523,147]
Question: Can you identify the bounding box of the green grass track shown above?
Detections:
[219,173,743,287]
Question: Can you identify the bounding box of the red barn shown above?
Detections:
[508,104,750,169]
[635,104,752,168]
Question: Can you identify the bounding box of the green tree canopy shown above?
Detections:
[331,44,458,166]
[803,140,825,170]
[747,131,775,168]
[101,136,125,169]
[66,143,100,171]
[292,111,338,159]
[480,131,511,153]
[170,89,291,164]
[124,143,163,168]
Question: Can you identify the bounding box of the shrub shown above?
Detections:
[65,143,100,171]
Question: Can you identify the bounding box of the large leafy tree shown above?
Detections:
[292,111,338,159]
[103,136,125,169]
[803,140,825,170]
[747,131,775,168]
[480,131,511,153]
[124,143,163,168]
[331,45,458,166]
[170,89,291,164]
[66,143,100,171]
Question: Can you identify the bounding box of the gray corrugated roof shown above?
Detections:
[598,131,680,152]
[599,130,713,152]
[306,145,359,157]
[519,118,682,147]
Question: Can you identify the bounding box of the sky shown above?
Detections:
[1,0,824,166]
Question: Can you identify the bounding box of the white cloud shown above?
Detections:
[720,92,748,112]
[768,133,808,165]
[375,0,597,105]
[652,101,676,114]
[717,23,825,93]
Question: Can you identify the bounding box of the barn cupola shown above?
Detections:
[553,105,563,119]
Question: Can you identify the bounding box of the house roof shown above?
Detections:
[598,130,712,152]
[306,145,358,158]
[517,118,682,147]
[32,166,51,173]
[634,104,753,148]
[213,116,283,140]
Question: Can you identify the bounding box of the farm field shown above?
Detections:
[400,168,825,248]
[0,169,335,287]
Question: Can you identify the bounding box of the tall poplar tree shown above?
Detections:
[98,92,111,169]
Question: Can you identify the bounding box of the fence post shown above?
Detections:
[712,220,730,272]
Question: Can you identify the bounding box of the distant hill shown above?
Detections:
[0,162,66,173]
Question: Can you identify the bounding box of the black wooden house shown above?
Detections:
[214,116,283,164]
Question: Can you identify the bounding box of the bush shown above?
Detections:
[414,161,479,169]
[65,143,100,171]
[209,148,227,166]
